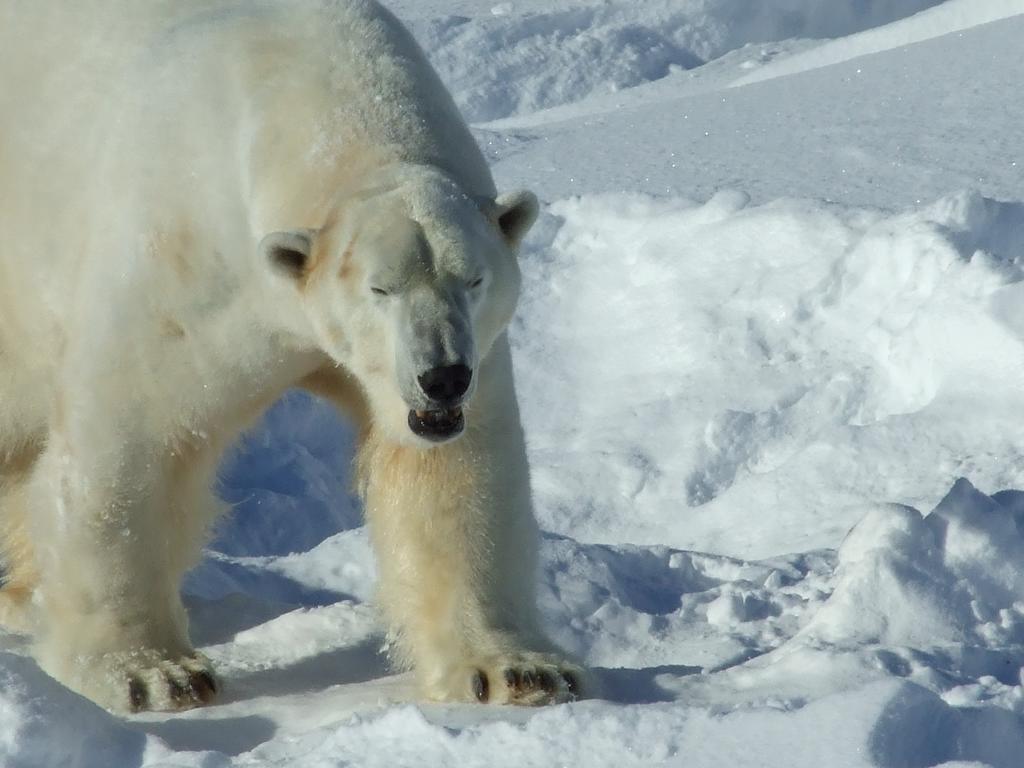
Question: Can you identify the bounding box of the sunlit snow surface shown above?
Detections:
[4,1,1024,766]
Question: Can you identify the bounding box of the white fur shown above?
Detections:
[0,0,583,711]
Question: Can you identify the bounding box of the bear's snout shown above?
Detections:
[407,364,472,442]
[417,364,472,406]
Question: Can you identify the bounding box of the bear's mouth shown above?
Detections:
[408,406,465,442]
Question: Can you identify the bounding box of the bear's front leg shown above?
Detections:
[360,337,587,705]
[29,416,218,712]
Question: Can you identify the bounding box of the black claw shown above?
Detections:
[168,677,190,705]
[537,670,558,694]
[128,677,147,712]
[472,670,489,703]
[562,671,579,697]
[189,670,218,703]
[503,669,520,690]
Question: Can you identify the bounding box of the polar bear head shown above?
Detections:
[261,166,538,445]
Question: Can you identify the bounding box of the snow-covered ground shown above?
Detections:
[4,1,1024,765]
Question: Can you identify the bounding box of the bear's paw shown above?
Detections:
[57,649,220,713]
[124,652,220,712]
[461,653,588,706]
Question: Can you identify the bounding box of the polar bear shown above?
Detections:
[0,0,584,711]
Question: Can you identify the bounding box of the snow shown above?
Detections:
[515,189,1024,555]
[480,9,1024,208]
[4,0,1024,766]
[394,0,947,122]
[732,0,1024,87]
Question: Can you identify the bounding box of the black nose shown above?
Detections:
[418,364,472,403]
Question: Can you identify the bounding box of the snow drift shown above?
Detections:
[402,0,948,121]
[514,189,1024,555]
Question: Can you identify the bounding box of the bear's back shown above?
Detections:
[2,0,492,228]
[0,0,493,306]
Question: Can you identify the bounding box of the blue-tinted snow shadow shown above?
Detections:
[184,389,367,644]
[224,636,391,702]
[991,489,1024,538]
[131,714,278,758]
[185,592,320,646]
[593,664,702,704]
[942,195,1024,281]
[183,558,358,645]
[213,389,363,558]
[869,681,1024,768]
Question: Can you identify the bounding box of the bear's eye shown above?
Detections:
[468,276,484,290]
[370,286,389,297]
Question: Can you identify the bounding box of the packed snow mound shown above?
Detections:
[537,535,834,674]
[661,480,1024,766]
[636,480,1024,768]
[804,479,1024,655]
[511,189,1024,556]
[733,0,1024,87]
[407,0,945,121]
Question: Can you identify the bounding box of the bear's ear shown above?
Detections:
[260,230,315,281]
[493,190,539,249]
